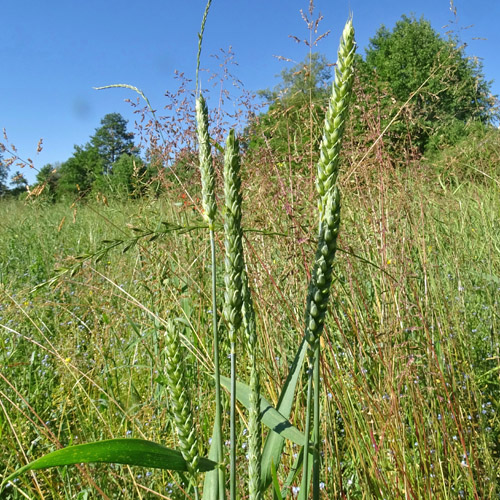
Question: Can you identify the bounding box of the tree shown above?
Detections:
[259,52,333,101]
[32,163,61,199]
[55,113,138,198]
[246,53,333,173]
[106,154,148,197]
[36,163,60,185]
[9,171,28,197]
[90,113,136,173]
[0,151,8,195]
[360,14,497,154]
[57,146,104,197]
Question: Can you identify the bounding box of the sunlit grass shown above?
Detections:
[1,163,499,497]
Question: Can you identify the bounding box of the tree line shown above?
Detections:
[0,113,163,199]
[1,14,497,199]
[36,113,163,200]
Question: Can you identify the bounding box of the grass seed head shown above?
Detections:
[316,18,356,221]
[306,188,341,350]
[223,130,244,341]
[164,320,200,477]
[196,94,217,228]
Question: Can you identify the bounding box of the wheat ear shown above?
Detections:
[316,19,356,222]
[196,94,217,230]
[164,320,200,497]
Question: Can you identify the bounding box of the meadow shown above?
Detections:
[1,5,500,498]
[1,145,499,498]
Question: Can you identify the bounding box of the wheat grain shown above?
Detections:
[316,19,356,222]
[196,94,217,229]
[164,320,200,487]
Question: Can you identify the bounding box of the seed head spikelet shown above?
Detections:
[223,129,244,341]
[223,129,245,499]
[301,187,342,500]
[196,94,217,229]
[305,189,341,351]
[316,19,355,222]
[164,321,200,479]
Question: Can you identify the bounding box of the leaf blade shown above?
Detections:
[1,439,216,490]
[219,376,305,446]
[260,336,308,491]
[201,421,221,500]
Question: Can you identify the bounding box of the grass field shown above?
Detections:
[1,153,499,498]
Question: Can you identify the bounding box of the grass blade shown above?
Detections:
[202,421,222,500]
[1,439,217,491]
[219,376,305,446]
[270,460,284,500]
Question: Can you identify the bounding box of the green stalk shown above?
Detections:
[211,228,224,500]
[230,343,237,500]
[301,18,355,499]
[312,347,320,499]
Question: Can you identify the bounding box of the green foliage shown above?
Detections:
[169,148,199,183]
[57,145,104,196]
[248,14,497,175]
[429,123,500,185]
[2,6,500,499]
[0,150,8,194]
[259,53,332,102]
[1,145,500,497]
[101,154,148,197]
[55,113,141,199]
[33,163,62,200]
[360,14,497,154]
[219,377,305,446]
[9,171,28,197]
[90,113,136,174]
[247,53,332,173]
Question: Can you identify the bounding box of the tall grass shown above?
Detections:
[1,5,500,500]
[1,145,499,498]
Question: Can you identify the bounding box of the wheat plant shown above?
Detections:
[302,18,355,500]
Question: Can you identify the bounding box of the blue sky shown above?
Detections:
[2,0,499,184]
